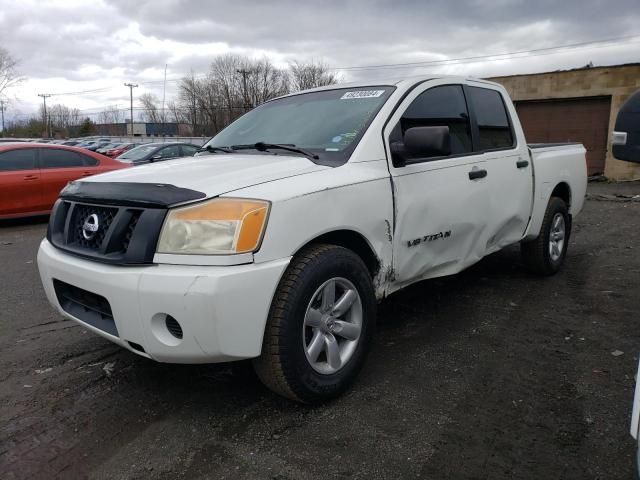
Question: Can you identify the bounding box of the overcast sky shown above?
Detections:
[1,0,638,121]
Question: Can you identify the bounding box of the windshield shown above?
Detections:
[118,144,158,160]
[203,86,395,165]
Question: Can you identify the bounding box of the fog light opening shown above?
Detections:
[165,315,183,339]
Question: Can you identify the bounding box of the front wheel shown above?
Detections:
[521,196,571,275]
[253,244,376,403]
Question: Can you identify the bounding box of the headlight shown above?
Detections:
[157,198,270,255]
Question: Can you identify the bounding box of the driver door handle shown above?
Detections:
[516,160,529,168]
[468,169,487,180]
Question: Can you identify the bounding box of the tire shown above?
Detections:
[253,244,376,403]
[521,196,571,275]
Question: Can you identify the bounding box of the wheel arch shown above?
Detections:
[551,181,571,208]
[293,229,381,278]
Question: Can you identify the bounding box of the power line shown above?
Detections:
[26,34,639,100]
[332,34,640,71]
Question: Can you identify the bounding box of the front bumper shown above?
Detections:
[37,239,290,363]
[632,359,640,440]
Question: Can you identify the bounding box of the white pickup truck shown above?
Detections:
[38,76,587,403]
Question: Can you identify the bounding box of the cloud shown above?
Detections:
[0,0,638,117]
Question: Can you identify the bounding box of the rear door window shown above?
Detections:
[181,145,199,156]
[40,149,88,168]
[467,87,515,150]
[77,152,99,166]
[158,145,181,159]
[0,149,38,171]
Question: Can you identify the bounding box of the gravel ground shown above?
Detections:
[1,181,639,480]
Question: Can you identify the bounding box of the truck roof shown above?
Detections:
[275,75,502,100]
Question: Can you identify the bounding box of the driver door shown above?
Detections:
[384,82,490,289]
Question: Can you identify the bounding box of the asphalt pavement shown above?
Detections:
[1,181,639,479]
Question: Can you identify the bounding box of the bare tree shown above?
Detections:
[139,93,161,123]
[175,55,338,136]
[289,60,339,91]
[69,108,80,127]
[246,57,290,106]
[166,100,184,124]
[178,70,201,134]
[0,47,23,98]
[97,105,123,124]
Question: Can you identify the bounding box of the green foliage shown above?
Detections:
[77,117,96,136]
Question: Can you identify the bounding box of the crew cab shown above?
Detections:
[37,76,587,403]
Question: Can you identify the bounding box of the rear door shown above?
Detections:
[384,82,490,287]
[0,148,43,217]
[38,148,99,208]
[465,84,533,251]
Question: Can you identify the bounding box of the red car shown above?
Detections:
[105,143,136,158]
[0,143,129,219]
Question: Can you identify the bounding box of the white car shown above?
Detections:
[38,76,587,402]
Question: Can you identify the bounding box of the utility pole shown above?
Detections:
[236,69,253,110]
[124,83,138,135]
[0,100,5,137]
[161,63,167,132]
[38,93,52,138]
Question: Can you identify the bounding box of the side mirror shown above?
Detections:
[150,154,162,162]
[391,126,451,167]
[612,90,640,163]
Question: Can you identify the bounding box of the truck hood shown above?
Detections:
[87,154,328,198]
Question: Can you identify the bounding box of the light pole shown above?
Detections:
[124,83,138,135]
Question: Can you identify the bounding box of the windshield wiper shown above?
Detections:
[197,145,234,154]
[230,142,319,160]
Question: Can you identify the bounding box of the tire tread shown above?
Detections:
[254,244,361,402]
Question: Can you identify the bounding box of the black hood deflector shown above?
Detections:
[60,181,207,208]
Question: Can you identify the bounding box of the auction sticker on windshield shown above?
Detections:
[341,90,385,99]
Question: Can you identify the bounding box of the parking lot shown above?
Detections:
[0,181,638,480]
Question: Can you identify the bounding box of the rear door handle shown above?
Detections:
[81,171,93,177]
[23,174,38,180]
[516,160,529,169]
[468,169,487,180]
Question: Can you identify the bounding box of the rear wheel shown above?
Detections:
[521,196,570,275]
[253,244,376,403]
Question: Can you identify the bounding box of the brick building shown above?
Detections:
[489,63,640,180]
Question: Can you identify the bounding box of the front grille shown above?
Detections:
[53,279,118,336]
[71,204,118,250]
[122,211,141,251]
[47,199,167,265]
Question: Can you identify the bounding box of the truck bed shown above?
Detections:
[528,143,582,149]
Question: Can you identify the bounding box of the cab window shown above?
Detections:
[466,87,515,150]
[391,85,472,160]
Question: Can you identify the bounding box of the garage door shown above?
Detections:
[515,96,611,175]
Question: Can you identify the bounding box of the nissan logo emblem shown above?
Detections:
[82,214,100,240]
